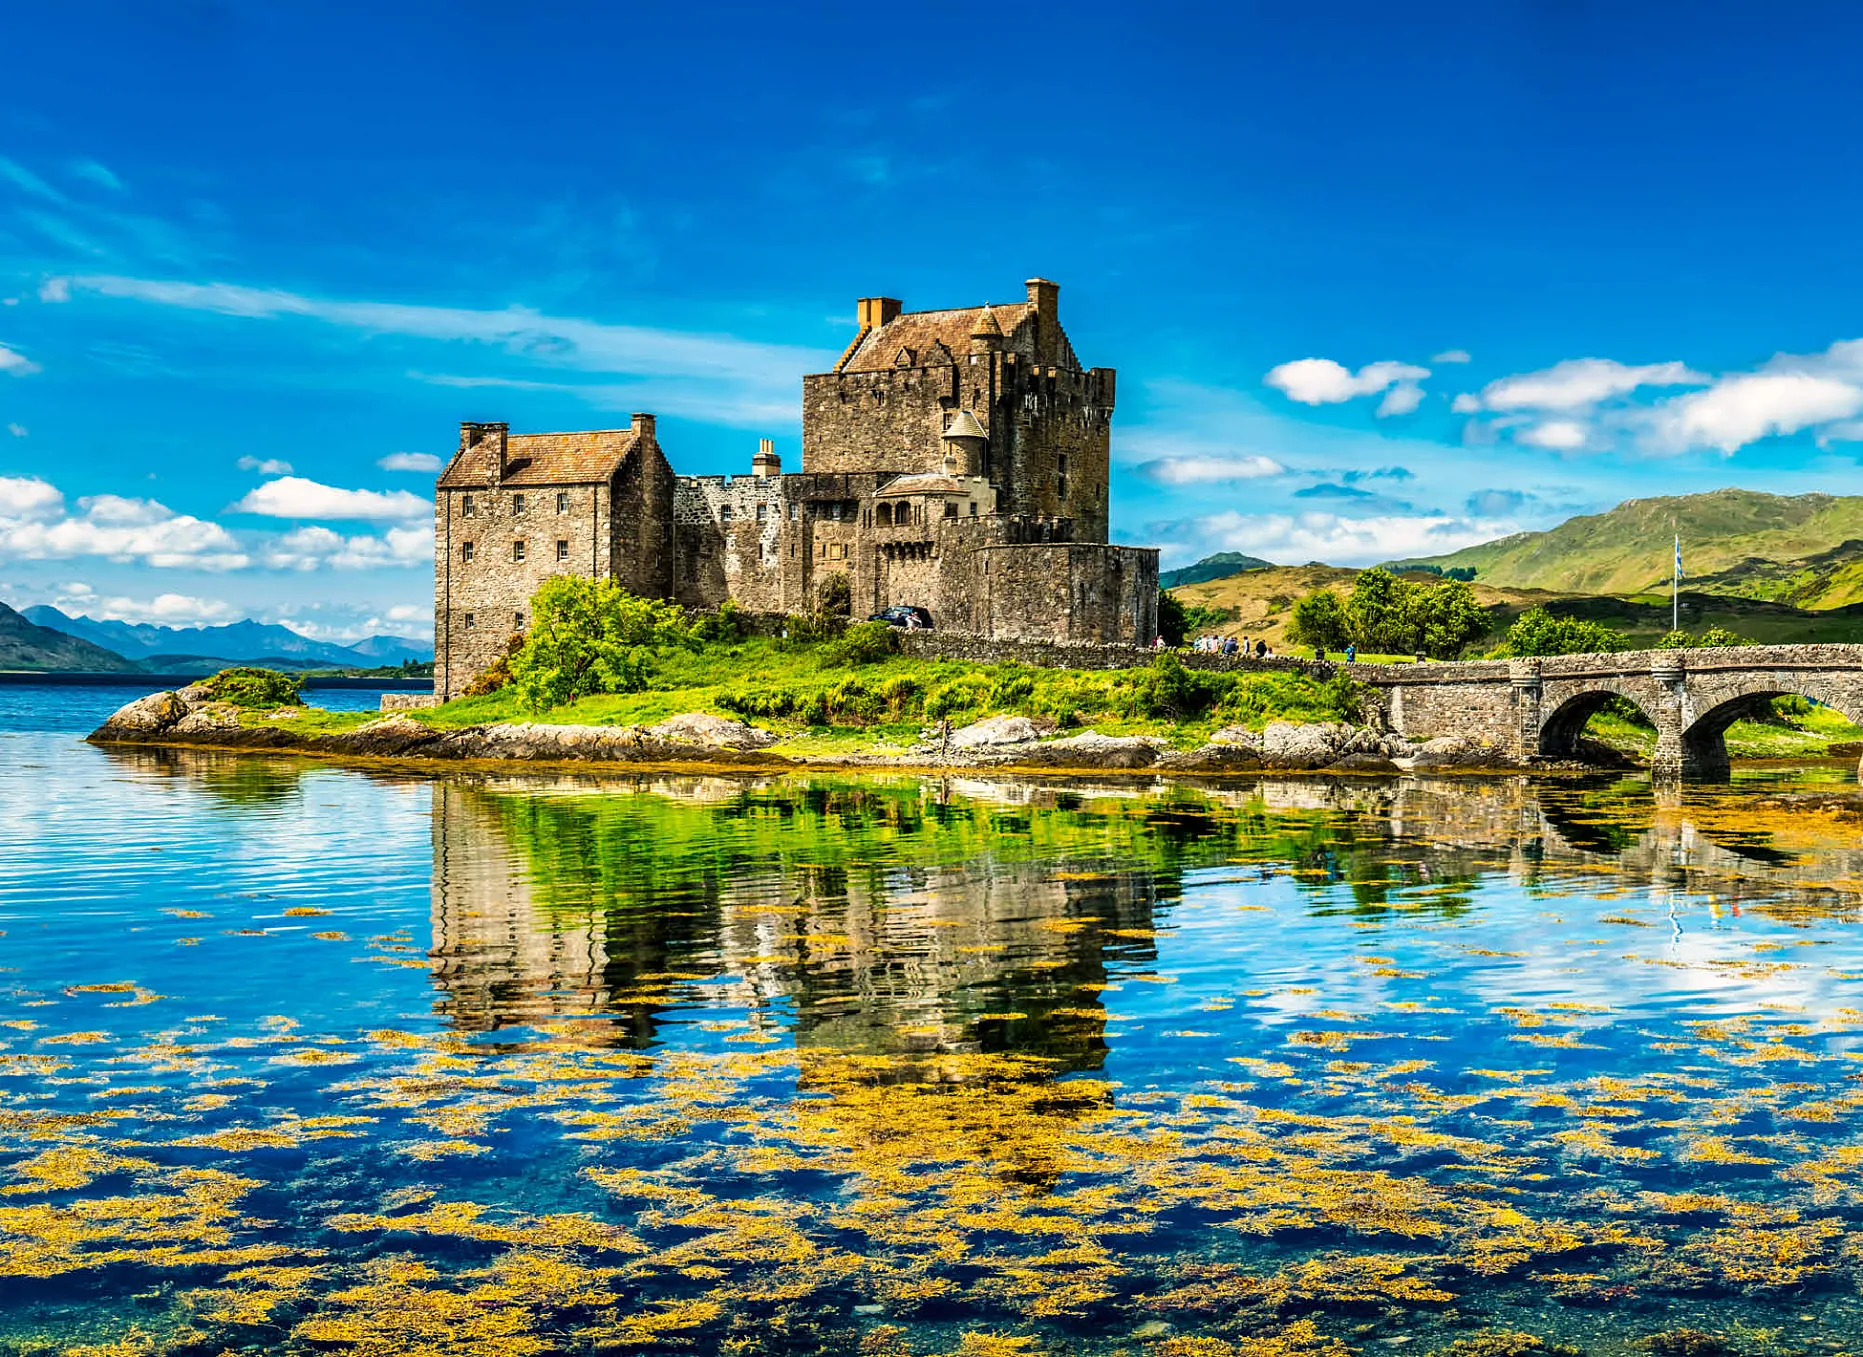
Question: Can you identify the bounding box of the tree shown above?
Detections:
[1405,578,1490,658]
[1344,567,1407,653]
[1658,626,1750,649]
[1494,607,1629,657]
[1287,588,1349,651]
[1157,590,1189,646]
[509,575,691,712]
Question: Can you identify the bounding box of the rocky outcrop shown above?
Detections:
[90,687,1542,776]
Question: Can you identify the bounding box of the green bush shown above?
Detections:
[1217,672,1360,727]
[1134,653,1233,720]
[691,599,746,645]
[1288,587,1349,651]
[1492,607,1629,657]
[819,620,899,668]
[924,672,995,720]
[510,576,691,712]
[1157,589,1188,646]
[717,685,801,719]
[203,666,303,709]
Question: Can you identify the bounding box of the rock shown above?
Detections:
[1400,734,1511,769]
[99,690,187,735]
[176,683,216,705]
[646,712,778,750]
[170,706,241,734]
[1208,725,1264,751]
[949,714,1042,748]
[1260,720,1352,767]
[1012,730,1164,768]
[1157,743,1264,771]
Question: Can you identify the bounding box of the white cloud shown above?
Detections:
[1648,371,1863,454]
[230,476,431,522]
[0,343,40,376]
[70,159,124,192]
[49,273,830,431]
[1518,420,1589,450]
[1137,454,1286,485]
[7,423,26,437]
[1431,349,1472,364]
[1264,357,1430,417]
[263,523,433,571]
[237,455,293,475]
[0,484,247,570]
[0,476,63,519]
[1176,510,1518,568]
[377,451,443,473]
[1467,358,1707,412]
[55,588,234,625]
[37,277,69,303]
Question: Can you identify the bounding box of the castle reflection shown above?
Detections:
[424,767,1863,1058]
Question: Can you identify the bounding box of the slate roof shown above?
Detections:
[837,304,1032,373]
[437,430,639,489]
[875,473,977,496]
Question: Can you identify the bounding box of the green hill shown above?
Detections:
[0,602,138,672]
[1160,551,1273,589]
[1391,490,1863,598]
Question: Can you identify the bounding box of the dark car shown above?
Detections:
[868,605,934,630]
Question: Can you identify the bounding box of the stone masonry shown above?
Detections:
[433,278,1160,698]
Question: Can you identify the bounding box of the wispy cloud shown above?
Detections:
[0,343,40,375]
[1455,357,1706,414]
[377,451,443,473]
[50,274,831,428]
[236,455,293,475]
[1160,509,1517,568]
[263,524,433,571]
[1137,454,1285,485]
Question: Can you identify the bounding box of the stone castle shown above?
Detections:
[432,278,1160,698]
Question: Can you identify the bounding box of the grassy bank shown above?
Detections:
[1584,695,1863,761]
[254,633,1364,754]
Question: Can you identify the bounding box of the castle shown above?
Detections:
[432,278,1160,698]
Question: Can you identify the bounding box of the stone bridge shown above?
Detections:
[1361,644,1863,779]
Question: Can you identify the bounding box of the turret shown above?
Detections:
[969,305,1003,355]
[940,410,988,477]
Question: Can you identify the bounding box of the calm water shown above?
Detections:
[5,695,1863,1355]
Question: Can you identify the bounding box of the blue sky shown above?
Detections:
[4,2,1863,639]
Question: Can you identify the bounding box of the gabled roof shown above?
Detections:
[875,472,982,496]
[837,303,1032,373]
[437,429,639,489]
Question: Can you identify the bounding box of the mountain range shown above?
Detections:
[1160,551,1272,590]
[5,606,432,673]
[1390,490,1863,601]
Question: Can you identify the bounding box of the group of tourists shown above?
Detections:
[1186,634,1270,657]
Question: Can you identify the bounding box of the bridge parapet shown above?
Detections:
[1352,643,1863,780]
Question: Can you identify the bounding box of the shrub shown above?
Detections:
[462,632,524,697]
[819,620,898,667]
[1217,672,1361,727]
[924,672,995,720]
[1288,588,1348,651]
[1658,625,1750,650]
[1134,653,1232,720]
[1492,607,1629,657]
[509,576,691,712]
[874,674,924,720]
[691,599,746,645]
[203,666,302,709]
[717,686,801,719]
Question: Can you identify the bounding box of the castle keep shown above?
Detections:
[433,278,1160,698]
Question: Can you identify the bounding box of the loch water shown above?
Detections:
[6,689,1863,1355]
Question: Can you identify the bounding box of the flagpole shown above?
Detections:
[1673,529,1679,633]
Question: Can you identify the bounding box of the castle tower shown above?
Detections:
[940,410,988,477]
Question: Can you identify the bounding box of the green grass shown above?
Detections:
[261,636,1365,751]
[1577,696,1863,762]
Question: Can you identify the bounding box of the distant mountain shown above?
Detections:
[0,602,138,672]
[1389,490,1863,598]
[1160,551,1274,590]
[22,607,433,667]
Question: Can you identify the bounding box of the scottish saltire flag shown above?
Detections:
[1675,535,1683,578]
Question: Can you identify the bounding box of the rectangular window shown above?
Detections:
[464,612,476,629]
[555,490,569,514]
[462,494,476,518]
[789,503,799,521]
[460,541,474,562]
[514,611,525,630]
[556,539,569,561]
[756,503,767,522]
[944,500,958,518]
[720,504,733,523]
[512,493,526,515]
[512,540,526,563]
[968,501,978,516]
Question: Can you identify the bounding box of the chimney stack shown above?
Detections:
[630,412,657,443]
[856,296,903,329]
[461,421,509,481]
[752,438,781,478]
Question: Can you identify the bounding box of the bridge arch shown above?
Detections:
[1535,680,1662,762]
[1678,673,1863,781]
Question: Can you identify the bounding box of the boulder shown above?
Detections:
[1208,725,1265,751]
[170,705,241,735]
[949,714,1042,749]
[99,690,187,735]
[1012,730,1164,769]
[646,712,778,750]
[176,683,216,705]
[1400,734,1511,769]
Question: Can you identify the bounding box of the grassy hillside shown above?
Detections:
[1170,564,1863,650]
[0,602,138,672]
[1160,551,1273,589]
[1391,489,1863,597]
